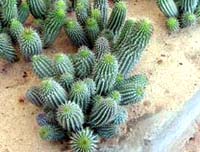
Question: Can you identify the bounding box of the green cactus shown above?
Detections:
[19,28,42,60]
[116,74,148,105]
[64,19,89,47]
[75,2,88,26]
[56,101,84,131]
[108,90,121,104]
[37,113,51,126]
[91,8,103,30]
[195,6,200,18]
[57,72,74,92]
[0,33,18,63]
[18,1,30,24]
[32,55,56,79]
[74,46,95,78]
[54,53,74,75]
[43,1,66,47]
[26,86,43,107]
[113,19,153,77]
[156,0,179,17]
[69,81,90,113]
[112,106,128,125]
[93,53,118,95]
[180,0,198,13]
[83,78,96,96]
[94,0,109,28]
[94,36,110,60]
[85,17,100,45]
[9,18,24,42]
[106,1,127,35]
[27,0,47,19]
[16,0,22,6]
[89,97,117,127]
[40,78,67,109]
[95,123,120,139]
[70,128,99,152]
[166,17,180,32]
[100,29,114,45]
[0,0,18,26]
[182,12,197,27]
[39,124,66,141]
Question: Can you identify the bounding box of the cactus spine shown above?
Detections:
[182,12,197,27]
[166,17,180,32]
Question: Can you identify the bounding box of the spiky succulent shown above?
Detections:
[94,0,109,28]
[75,2,88,26]
[74,46,95,78]
[157,0,179,17]
[195,6,200,18]
[9,18,24,42]
[19,28,42,60]
[54,53,74,75]
[95,124,120,139]
[0,33,18,63]
[85,17,100,45]
[108,90,121,104]
[116,74,148,105]
[36,113,52,126]
[27,0,47,19]
[83,78,96,96]
[91,8,103,30]
[32,55,55,79]
[89,97,117,127]
[94,36,110,60]
[43,0,66,47]
[64,19,89,47]
[18,1,30,23]
[182,12,197,27]
[39,124,65,141]
[26,86,43,107]
[69,81,90,112]
[112,106,128,125]
[113,19,153,77]
[0,0,18,26]
[93,53,118,95]
[180,0,198,13]
[71,128,99,152]
[40,78,67,109]
[106,1,127,35]
[57,72,74,92]
[56,101,84,131]
[166,17,180,32]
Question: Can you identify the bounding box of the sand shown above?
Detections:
[0,0,200,151]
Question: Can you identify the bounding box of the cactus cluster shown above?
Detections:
[157,0,200,32]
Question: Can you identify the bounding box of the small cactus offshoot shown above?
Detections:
[166,17,180,32]
[182,12,197,27]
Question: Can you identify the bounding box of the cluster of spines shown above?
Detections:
[94,36,110,59]
[9,18,24,42]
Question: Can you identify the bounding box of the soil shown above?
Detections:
[0,0,200,151]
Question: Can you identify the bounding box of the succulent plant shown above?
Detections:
[64,19,89,47]
[39,124,66,141]
[70,128,99,152]
[43,0,66,47]
[32,55,56,79]
[27,0,47,19]
[69,81,90,112]
[83,78,96,96]
[85,17,100,45]
[182,12,197,27]
[113,19,153,77]
[94,36,110,60]
[19,28,42,60]
[108,90,121,104]
[18,1,30,24]
[57,72,74,92]
[40,78,68,109]
[106,1,127,35]
[0,33,18,63]
[89,97,117,127]
[91,8,103,30]
[195,6,200,18]
[54,53,74,75]
[36,113,52,126]
[74,46,95,78]
[157,0,179,17]
[166,17,180,32]
[95,123,120,139]
[9,18,24,42]
[116,74,148,105]
[56,101,84,131]
[93,53,118,95]
[0,0,18,26]
[26,86,43,107]
[112,106,128,125]
[94,0,109,28]
[180,0,199,13]
[16,0,22,6]
[75,2,89,26]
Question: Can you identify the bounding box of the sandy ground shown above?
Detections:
[0,0,200,151]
